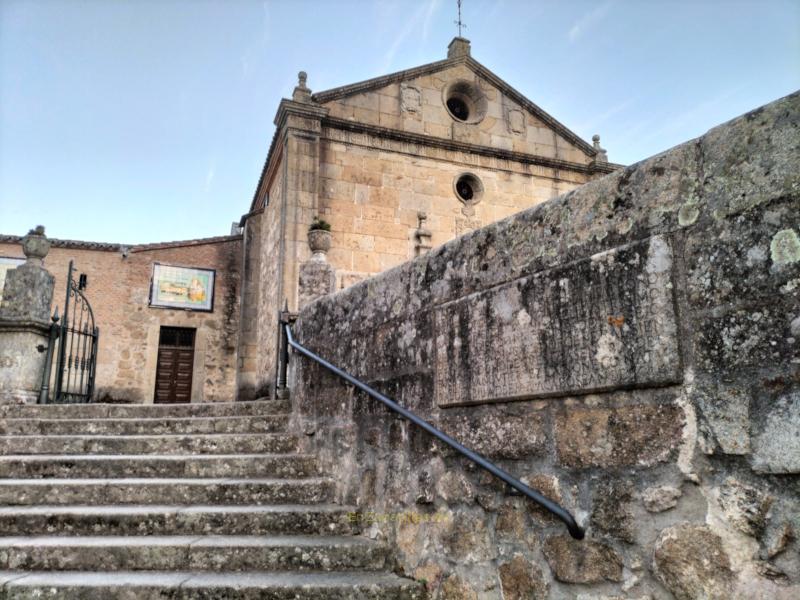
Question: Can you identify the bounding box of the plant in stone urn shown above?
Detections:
[21,225,50,265]
[308,217,332,260]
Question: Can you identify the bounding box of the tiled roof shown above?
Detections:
[0,234,242,253]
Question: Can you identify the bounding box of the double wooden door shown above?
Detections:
[154,327,195,403]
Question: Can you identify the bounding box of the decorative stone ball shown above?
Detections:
[21,227,50,263]
[308,229,332,256]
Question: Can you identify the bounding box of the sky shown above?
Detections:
[1,0,798,244]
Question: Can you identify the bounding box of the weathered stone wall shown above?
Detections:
[0,236,242,403]
[291,92,800,599]
[256,163,288,398]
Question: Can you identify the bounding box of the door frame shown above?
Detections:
[147,325,207,404]
[153,326,196,404]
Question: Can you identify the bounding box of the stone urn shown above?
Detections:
[21,225,50,265]
[308,228,332,261]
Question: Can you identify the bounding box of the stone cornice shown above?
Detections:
[273,99,329,129]
[322,117,621,176]
[250,125,284,212]
[0,317,51,336]
[311,58,458,104]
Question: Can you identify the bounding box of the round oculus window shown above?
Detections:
[443,80,487,124]
[453,173,484,204]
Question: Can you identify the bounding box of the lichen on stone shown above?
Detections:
[770,228,800,266]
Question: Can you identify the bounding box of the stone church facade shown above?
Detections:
[238,37,620,399]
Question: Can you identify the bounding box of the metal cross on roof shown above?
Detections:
[455,0,467,37]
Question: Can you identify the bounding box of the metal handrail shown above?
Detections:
[283,323,585,540]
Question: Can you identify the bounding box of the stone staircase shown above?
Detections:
[0,400,424,599]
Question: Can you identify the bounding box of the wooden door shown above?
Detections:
[154,327,195,403]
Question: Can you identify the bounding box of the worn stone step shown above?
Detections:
[0,433,298,455]
[0,399,290,420]
[0,478,335,506]
[0,535,388,572]
[0,454,319,479]
[0,504,359,536]
[0,414,289,436]
[0,571,425,599]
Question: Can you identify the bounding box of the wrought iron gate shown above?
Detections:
[39,260,99,404]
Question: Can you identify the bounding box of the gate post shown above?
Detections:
[0,226,56,405]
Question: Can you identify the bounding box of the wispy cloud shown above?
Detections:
[422,0,441,42]
[380,0,440,73]
[576,95,639,134]
[639,84,749,144]
[240,1,271,79]
[568,1,615,43]
[204,162,216,193]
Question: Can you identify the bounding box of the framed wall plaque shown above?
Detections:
[149,263,215,312]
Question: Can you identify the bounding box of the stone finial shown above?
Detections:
[447,37,471,59]
[293,70,313,103]
[0,226,55,324]
[21,225,50,266]
[592,134,608,163]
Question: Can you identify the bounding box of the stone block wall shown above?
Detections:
[291,92,800,599]
[317,135,586,289]
[0,235,242,403]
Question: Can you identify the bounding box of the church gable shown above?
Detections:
[315,49,597,167]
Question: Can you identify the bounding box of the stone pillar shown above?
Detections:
[235,210,263,400]
[298,226,335,309]
[0,226,55,404]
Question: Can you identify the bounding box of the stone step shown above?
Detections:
[0,535,388,572]
[0,433,298,455]
[0,504,359,536]
[0,415,289,435]
[0,399,290,420]
[0,454,320,479]
[0,478,335,506]
[0,571,425,599]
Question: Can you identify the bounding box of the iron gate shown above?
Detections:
[39,260,99,404]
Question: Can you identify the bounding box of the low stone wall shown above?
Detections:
[291,92,800,599]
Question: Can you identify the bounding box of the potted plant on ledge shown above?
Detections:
[308,217,332,260]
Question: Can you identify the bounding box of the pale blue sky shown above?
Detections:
[1,0,798,244]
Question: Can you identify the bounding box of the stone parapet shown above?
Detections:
[291,92,800,598]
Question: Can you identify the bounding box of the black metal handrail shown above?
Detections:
[283,323,585,540]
